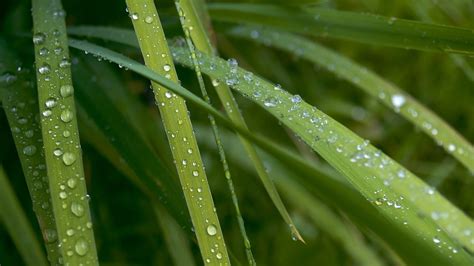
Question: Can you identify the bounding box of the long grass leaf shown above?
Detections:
[227,26,474,172]
[207,3,474,55]
[177,0,302,247]
[175,1,258,263]
[31,0,98,263]
[124,0,229,263]
[194,125,384,266]
[0,166,48,266]
[0,41,60,263]
[67,39,474,265]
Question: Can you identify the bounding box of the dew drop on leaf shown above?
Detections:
[206,224,217,236]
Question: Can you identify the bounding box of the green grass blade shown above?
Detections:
[31,0,98,263]
[0,43,59,263]
[194,125,384,266]
[67,39,474,265]
[207,3,474,55]
[176,0,302,246]
[175,1,258,262]
[410,0,474,82]
[124,0,229,264]
[0,166,48,266]
[227,26,474,172]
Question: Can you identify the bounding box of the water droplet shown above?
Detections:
[212,79,220,87]
[63,130,71,138]
[43,110,52,117]
[291,95,302,104]
[216,252,222,259]
[433,237,441,244]
[59,191,67,199]
[39,47,49,56]
[45,98,57,108]
[67,178,77,189]
[23,145,37,156]
[165,91,172,99]
[263,97,278,107]
[53,148,63,157]
[145,16,153,24]
[59,58,71,68]
[163,64,171,72]
[71,202,85,217]
[192,170,199,177]
[206,224,217,236]
[391,94,406,108]
[448,144,456,152]
[60,85,74,98]
[187,148,193,154]
[130,13,139,20]
[66,229,75,236]
[44,229,57,243]
[60,110,73,123]
[33,33,46,45]
[62,152,76,166]
[38,63,51,75]
[74,238,89,256]
[25,130,34,138]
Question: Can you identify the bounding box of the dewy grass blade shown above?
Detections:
[66,39,474,265]
[124,0,229,264]
[0,166,48,266]
[207,3,474,55]
[227,26,474,172]
[194,125,384,266]
[31,0,98,264]
[175,2,258,263]
[0,41,59,263]
[176,0,303,246]
[1,70,60,263]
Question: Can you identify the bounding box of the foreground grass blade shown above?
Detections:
[125,0,229,263]
[176,0,302,247]
[227,26,474,172]
[207,3,474,55]
[175,1,258,263]
[31,0,98,263]
[67,39,474,265]
[0,166,48,266]
[0,42,60,263]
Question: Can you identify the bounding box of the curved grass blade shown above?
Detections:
[194,125,384,266]
[0,41,60,263]
[67,39,474,265]
[31,0,98,263]
[207,3,474,55]
[125,0,229,263]
[175,1,258,263]
[227,26,474,172]
[0,166,48,266]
